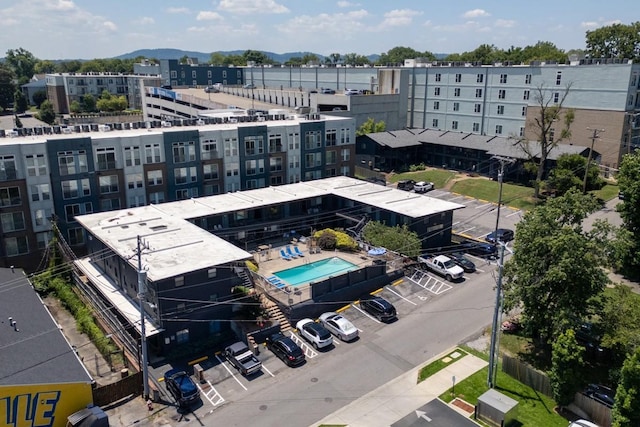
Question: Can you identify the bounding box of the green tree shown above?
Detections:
[356,118,386,136]
[14,115,23,129]
[243,50,270,65]
[377,46,434,65]
[209,52,227,65]
[284,57,303,66]
[502,189,609,344]
[57,60,82,73]
[37,100,56,125]
[69,100,81,114]
[32,89,47,108]
[514,83,575,199]
[520,41,568,63]
[13,89,28,114]
[34,59,57,74]
[616,151,640,278]
[612,346,640,427]
[5,48,37,84]
[0,64,16,110]
[600,285,640,363]
[549,329,584,407]
[329,53,341,64]
[80,94,97,113]
[362,222,421,257]
[586,22,640,61]
[546,153,603,196]
[301,53,319,65]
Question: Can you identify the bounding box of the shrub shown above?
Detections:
[313,228,358,251]
[245,260,258,272]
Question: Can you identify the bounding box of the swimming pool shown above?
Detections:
[274,257,358,287]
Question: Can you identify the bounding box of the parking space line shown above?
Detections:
[506,210,521,218]
[215,354,248,391]
[288,332,318,358]
[474,233,488,241]
[407,269,453,295]
[475,203,493,209]
[261,364,275,377]
[448,195,465,201]
[457,226,476,235]
[384,286,417,305]
[197,379,225,407]
[351,303,382,323]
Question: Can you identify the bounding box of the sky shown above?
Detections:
[0,0,632,60]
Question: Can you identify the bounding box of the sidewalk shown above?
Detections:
[311,348,488,427]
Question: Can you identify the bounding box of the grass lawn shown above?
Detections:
[417,348,467,383]
[389,169,457,189]
[591,183,620,202]
[451,179,537,211]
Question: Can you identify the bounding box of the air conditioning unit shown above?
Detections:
[7,130,19,137]
[98,125,111,132]
[161,121,172,127]
[229,118,238,123]
[257,116,265,122]
[62,127,73,134]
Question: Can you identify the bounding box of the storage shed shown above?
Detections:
[476,388,518,426]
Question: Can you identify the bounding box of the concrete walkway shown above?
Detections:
[311,349,488,427]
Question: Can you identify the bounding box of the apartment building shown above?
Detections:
[0,114,356,270]
[158,59,243,88]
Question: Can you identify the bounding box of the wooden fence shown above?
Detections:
[92,371,143,407]
[501,354,552,397]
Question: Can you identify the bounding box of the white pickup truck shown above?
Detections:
[418,254,464,281]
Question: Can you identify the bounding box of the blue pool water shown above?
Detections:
[274,257,358,287]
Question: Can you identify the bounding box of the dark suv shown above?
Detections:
[458,241,498,259]
[397,180,416,191]
[164,369,200,407]
[583,383,615,408]
[359,295,397,322]
[266,332,306,367]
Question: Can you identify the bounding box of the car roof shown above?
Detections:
[227,341,249,352]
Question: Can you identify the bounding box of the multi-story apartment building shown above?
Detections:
[158,59,243,88]
[0,114,355,269]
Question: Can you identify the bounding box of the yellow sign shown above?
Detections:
[0,382,93,427]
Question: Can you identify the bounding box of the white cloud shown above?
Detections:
[463,9,490,19]
[45,0,75,11]
[580,18,621,30]
[135,17,155,25]
[102,21,117,32]
[279,10,368,37]
[197,11,223,21]
[495,19,516,28]
[380,9,422,28]
[580,21,599,29]
[166,7,190,14]
[217,0,289,14]
[337,1,360,7]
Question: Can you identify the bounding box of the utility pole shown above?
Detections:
[136,235,150,400]
[487,156,514,388]
[582,128,604,194]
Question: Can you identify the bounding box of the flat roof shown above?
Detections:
[0,268,93,386]
[75,205,252,282]
[155,176,465,221]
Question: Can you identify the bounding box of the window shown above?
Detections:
[453,102,460,111]
[61,180,79,199]
[147,170,163,186]
[553,92,560,103]
[523,90,530,100]
[340,148,350,162]
[1,212,25,232]
[100,198,121,211]
[96,147,116,170]
[432,119,439,127]
[65,204,81,222]
[433,101,440,110]
[176,328,189,344]
[149,192,165,204]
[36,232,52,250]
[454,88,461,97]
[474,103,481,113]
[522,106,527,116]
[172,141,196,163]
[326,151,337,165]
[435,73,441,82]
[123,146,141,167]
[455,74,462,83]
[477,73,484,83]
[288,132,300,150]
[203,164,219,180]
[26,154,47,176]
[500,74,507,84]
[269,134,283,152]
[208,268,217,279]
[245,159,264,175]
[201,139,218,160]
[99,175,118,193]
[473,122,480,132]
[129,195,145,207]
[0,187,21,207]
[126,173,143,189]
[525,74,532,84]
[192,70,196,78]
[175,167,197,184]
[497,105,504,115]
[270,176,283,186]
[556,71,562,85]
[225,162,239,177]
[451,121,458,130]
[145,143,161,163]
[519,127,525,137]
[170,70,177,78]
[475,88,483,98]
[304,131,322,149]
[57,151,86,176]
[4,236,28,256]
[246,179,259,189]
[305,153,322,168]
[325,129,337,147]
[434,87,440,96]
[495,125,503,134]
[288,155,300,169]
[244,136,265,155]
[224,137,239,156]
[549,128,555,142]
[340,128,351,144]
[498,89,506,99]
[270,157,283,172]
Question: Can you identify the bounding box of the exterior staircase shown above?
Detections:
[247,293,293,350]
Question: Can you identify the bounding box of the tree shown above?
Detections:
[32,90,47,108]
[520,41,568,63]
[377,46,434,65]
[34,59,57,74]
[362,222,421,257]
[356,118,386,136]
[209,52,227,65]
[329,53,341,65]
[80,94,97,113]
[13,89,28,114]
[612,347,640,427]
[546,153,603,196]
[616,151,640,278]
[5,48,37,84]
[514,83,574,199]
[586,22,640,61]
[550,329,584,408]
[0,64,16,110]
[243,50,270,65]
[600,285,640,364]
[37,100,56,125]
[14,115,23,129]
[502,189,609,345]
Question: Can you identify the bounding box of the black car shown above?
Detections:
[396,179,416,191]
[164,369,200,407]
[359,295,397,322]
[584,383,615,408]
[485,228,514,244]
[448,252,476,273]
[265,332,305,366]
[458,241,498,259]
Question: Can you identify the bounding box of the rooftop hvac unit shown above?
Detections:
[257,116,265,122]
[98,125,111,132]
[229,118,238,123]
[7,130,19,137]
[62,127,73,134]
[161,121,172,127]
[196,119,205,125]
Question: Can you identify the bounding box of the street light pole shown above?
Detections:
[582,128,604,194]
[137,235,150,400]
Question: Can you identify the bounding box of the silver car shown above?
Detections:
[318,312,359,342]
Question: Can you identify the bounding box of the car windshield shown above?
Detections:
[443,259,457,268]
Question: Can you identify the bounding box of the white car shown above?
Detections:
[414,181,434,193]
[296,318,333,349]
[344,88,361,95]
[318,312,359,342]
[568,420,600,427]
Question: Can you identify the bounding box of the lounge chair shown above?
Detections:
[286,246,300,258]
[293,246,305,257]
[267,276,281,283]
[280,249,292,260]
